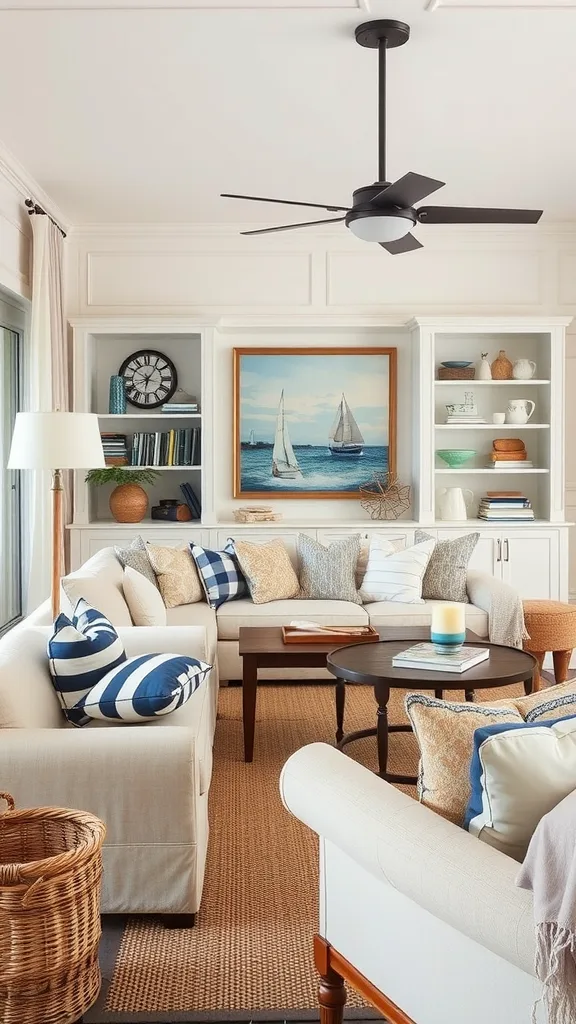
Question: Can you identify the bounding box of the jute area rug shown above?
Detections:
[85,678,525,1024]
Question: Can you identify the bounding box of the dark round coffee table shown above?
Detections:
[326,639,537,784]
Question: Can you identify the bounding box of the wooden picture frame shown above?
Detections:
[233,347,397,500]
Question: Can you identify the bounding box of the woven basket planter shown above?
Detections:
[0,792,106,1024]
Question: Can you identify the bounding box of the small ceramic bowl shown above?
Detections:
[436,449,476,468]
[441,361,473,369]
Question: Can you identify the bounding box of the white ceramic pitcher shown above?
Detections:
[512,359,537,380]
[437,486,474,521]
[506,399,535,424]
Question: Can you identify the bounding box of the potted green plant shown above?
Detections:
[85,467,160,523]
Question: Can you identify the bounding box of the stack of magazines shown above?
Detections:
[392,643,489,673]
[477,491,534,521]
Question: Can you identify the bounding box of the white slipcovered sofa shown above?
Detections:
[24,544,503,682]
[280,743,542,1024]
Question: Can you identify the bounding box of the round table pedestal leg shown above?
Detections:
[335,677,345,743]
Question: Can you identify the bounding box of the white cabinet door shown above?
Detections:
[437,529,501,579]
[502,531,559,600]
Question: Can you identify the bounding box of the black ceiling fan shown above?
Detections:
[221,19,542,254]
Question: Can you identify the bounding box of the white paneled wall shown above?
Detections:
[66,221,576,591]
[0,169,31,301]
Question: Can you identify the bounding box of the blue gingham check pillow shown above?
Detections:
[189,539,248,609]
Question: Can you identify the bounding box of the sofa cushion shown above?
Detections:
[79,653,211,723]
[146,543,204,608]
[114,535,159,590]
[233,538,300,604]
[416,529,479,603]
[62,547,133,627]
[216,599,369,641]
[360,536,436,604]
[190,540,249,609]
[365,599,488,636]
[297,533,361,604]
[165,602,218,663]
[122,567,167,627]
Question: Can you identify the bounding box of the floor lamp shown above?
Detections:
[8,412,105,621]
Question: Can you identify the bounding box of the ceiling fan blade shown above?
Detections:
[373,173,445,208]
[240,217,346,236]
[379,233,423,255]
[221,193,349,213]
[417,206,543,225]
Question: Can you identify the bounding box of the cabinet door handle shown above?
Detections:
[504,538,509,562]
[496,539,502,562]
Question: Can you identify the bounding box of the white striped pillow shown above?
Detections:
[78,653,211,722]
[48,599,126,726]
[360,536,436,604]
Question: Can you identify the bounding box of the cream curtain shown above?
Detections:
[25,214,69,613]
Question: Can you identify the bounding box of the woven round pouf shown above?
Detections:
[523,600,576,690]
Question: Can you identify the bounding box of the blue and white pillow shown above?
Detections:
[48,599,126,726]
[78,653,211,722]
[189,539,248,609]
[464,713,576,861]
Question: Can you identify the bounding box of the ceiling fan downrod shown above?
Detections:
[355,20,410,185]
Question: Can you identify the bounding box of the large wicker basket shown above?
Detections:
[0,792,106,1024]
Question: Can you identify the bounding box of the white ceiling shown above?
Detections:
[0,0,575,224]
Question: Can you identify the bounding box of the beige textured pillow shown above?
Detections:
[122,566,167,627]
[406,678,576,825]
[406,694,522,825]
[146,544,203,608]
[233,539,300,605]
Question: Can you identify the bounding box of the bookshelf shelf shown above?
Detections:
[435,468,549,475]
[98,413,201,420]
[435,423,550,430]
[434,379,550,387]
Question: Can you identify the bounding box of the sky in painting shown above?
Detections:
[239,353,390,446]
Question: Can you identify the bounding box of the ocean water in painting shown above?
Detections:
[241,445,389,492]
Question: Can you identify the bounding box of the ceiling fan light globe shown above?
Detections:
[348,214,413,243]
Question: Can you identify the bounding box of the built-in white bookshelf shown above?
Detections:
[72,327,208,525]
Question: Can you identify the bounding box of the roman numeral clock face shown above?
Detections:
[119,350,178,409]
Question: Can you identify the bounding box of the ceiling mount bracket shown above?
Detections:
[354,20,410,51]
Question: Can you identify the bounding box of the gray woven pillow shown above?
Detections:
[415,529,479,603]
[297,533,362,605]
[115,535,159,590]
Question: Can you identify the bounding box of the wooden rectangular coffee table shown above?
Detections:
[238,625,360,762]
[238,625,486,762]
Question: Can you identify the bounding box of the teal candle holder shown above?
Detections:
[109,375,126,414]
[430,631,466,655]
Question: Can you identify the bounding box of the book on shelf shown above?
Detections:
[180,481,201,519]
[478,492,534,520]
[161,404,198,413]
[392,643,490,674]
[101,432,129,466]
[130,428,201,467]
[489,461,534,469]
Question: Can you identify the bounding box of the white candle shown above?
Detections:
[431,603,466,635]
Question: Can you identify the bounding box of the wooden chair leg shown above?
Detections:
[530,651,546,691]
[552,649,572,685]
[318,965,346,1024]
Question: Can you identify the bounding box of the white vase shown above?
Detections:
[477,354,492,380]
[437,487,474,521]
[505,399,535,424]
[512,359,537,380]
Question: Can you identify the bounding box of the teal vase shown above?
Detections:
[109,375,126,414]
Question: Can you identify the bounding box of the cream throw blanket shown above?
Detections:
[466,570,529,649]
[516,788,576,1024]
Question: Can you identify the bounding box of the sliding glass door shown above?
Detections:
[0,326,21,632]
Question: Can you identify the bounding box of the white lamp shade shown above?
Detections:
[348,214,413,243]
[8,412,105,470]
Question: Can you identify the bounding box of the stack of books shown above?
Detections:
[101,433,128,466]
[162,399,199,414]
[477,491,535,521]
[392,643,489,673]
[445,415,486,424]
[131,428,201,467]
[180,482,201,519]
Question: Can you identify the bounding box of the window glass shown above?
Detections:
[0,326,21,631]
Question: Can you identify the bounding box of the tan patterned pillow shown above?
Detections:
[406,678,576,825]
[233,539,300,605]
[146,543,203,608]
[405,694,522,825]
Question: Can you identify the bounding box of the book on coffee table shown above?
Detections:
[392,643,489,673]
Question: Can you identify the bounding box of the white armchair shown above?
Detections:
[0,624,219,924]
[280,743,542,1024]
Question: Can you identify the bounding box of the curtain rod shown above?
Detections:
[25,198,67,239]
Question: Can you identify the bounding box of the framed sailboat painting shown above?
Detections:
[233,347,397,499]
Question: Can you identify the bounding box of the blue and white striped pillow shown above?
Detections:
[48,599,126,726]
[78,653,211,722]
[189,539,248,609]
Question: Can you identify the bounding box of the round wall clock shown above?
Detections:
[119,349,178,409]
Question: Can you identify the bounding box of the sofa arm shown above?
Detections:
[280,743,535,976]
[0,726,197,845]
[118,625,209,664]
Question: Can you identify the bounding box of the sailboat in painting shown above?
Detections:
[329,394,364,456]
[272,390,301,479]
